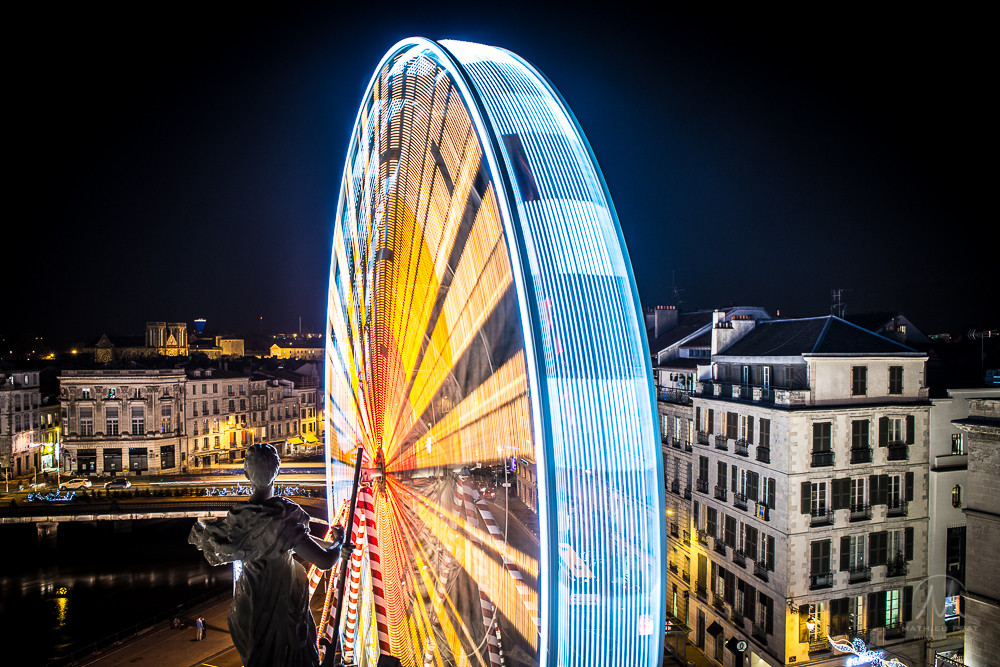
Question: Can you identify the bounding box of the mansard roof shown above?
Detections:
[718,315,920,357]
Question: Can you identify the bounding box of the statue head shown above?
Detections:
[244,443,280,489]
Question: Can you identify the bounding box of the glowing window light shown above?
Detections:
[326,38,664,666]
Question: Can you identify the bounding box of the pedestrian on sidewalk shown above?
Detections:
[200,617,207,640]
[195,616,204,641]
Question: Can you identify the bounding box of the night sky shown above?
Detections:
[9,4,993,344]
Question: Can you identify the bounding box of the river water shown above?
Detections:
[0,518,233,665]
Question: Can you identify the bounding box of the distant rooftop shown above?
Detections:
[718,315,921,357]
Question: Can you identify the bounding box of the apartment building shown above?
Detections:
[185,367,252,467]
[1,368,43,478]
[659,314,930,667]
[59,368,186,475]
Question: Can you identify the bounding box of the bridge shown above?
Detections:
[0,499,239,524]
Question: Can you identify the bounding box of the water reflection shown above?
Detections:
[0,519,232,663]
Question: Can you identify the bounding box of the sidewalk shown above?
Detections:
[666,638,720,667]
[77,595,236,667]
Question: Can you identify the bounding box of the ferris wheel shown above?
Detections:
[321,37,666,667]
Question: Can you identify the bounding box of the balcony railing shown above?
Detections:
[734,492,748,511]
[810,508,833,526]
[753,561,769,582]
[849,503,872,522]
[695,583,708,600]
[851,447,873,464]
[848,565,872,583]
[670,479,681,495]
[684,486,692,500]
[713,538,727,556]
[697,432,711,446]
[735,439,750,457]
[671,437,682,450]
[885,621,906,639]
[731,609,745,627]
[684,441,693,452]
[756,446,771,464]
[733,550,747,568]
[809,571,834,589]
[670,523,680,538]
[661,433,670,445]
[697,530,708,545]
[887,556,908,577]
[714,435,729,451]
[658,387,692,406]
[668,562,678,574]
[888,444,909,461]
[712,594,726,613]
[681,570,689,582]
[715,485,728,502]
[752,622,767,642]
[811,450,835,467]
[887,499,908,517]
[696,478,709,494]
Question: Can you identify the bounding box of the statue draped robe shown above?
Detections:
[189,496,320,667]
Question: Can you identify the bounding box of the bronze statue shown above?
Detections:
[189,444,345,666]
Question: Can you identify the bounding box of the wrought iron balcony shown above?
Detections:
[733,550,747,568]
[715,485,728,502]
[888,444,909,461]
[668,561,678,574]
[731,608,745,627]
[659,387,692,406]
[887,556,908,577]
[684,486,692,500]
[671,437,682,450]
[851,447,872,464]
[671,479,681,495]
[661,432,671,445]
[734,492,748,511]
[753,561,769,582]
[848,564,871,583]
[695,583,708,600]
[697,530,708,545]
[809,571,834,589]
[752,622,767,642]
[712,594,726,613]
[811,450,835,467]
[810,508,833,526]
[714,434,729,451]
[885,621,906,639]
[735,439,750,457]
[887,499,908,517]
[684,441,693,452]
[713,538,727,556]
[849,503,872,522]
[756,446,771,464]
[696,478,709,494]
[670,523,680,538]
[682,570,689,582]
[697,431,711,446]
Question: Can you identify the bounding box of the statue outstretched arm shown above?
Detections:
[293,524,348,570]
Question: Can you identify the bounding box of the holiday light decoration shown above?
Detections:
[325,37,665,666]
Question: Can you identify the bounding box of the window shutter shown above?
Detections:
[840,536,851,571]
[868,592,881,628]
[748,416,754,444]
[746,586,756,620]
[870,531,886,566]
[906,414,915,445]
[879,416,889,446]
[903,586,913,623]
[731,465,737,493]
[765,596,774,634]
[905,472,914,501]
[830,598,847,635]
[767,478,776,510]
[801,482,812,514]
[905,527,914,561]
[879,475,890,504]
[869,475,882,504]
[767,535,775,571]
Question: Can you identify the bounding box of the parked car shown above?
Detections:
[60,478,92,491]
[104,478,132,490]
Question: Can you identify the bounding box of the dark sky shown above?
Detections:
[9,4,993,343]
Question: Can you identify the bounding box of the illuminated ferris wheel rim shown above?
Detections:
[327,36,666,666]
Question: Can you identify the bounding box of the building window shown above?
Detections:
[812,422,833,466]
[888,366,903,394]
[726,412,738,440]
[811,482,828,516]
[161,445,175,469]
[160,405,172,433]
[131,406,144,435]
[952,484,962,508]
[214,435,220,448]
[79,406,93,436]
[81,388,92,399]
[852,366,867,396]
[848,535,866,569]
[951,433,964,455]
[886,589,901,629]
[887,418,903,444]
[810,541,832,589]
[106,406,119,436]
[850,478,866,509]
[852,420,869,449]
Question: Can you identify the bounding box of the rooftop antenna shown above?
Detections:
[671,271,685,308]
[831,288,849,318]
